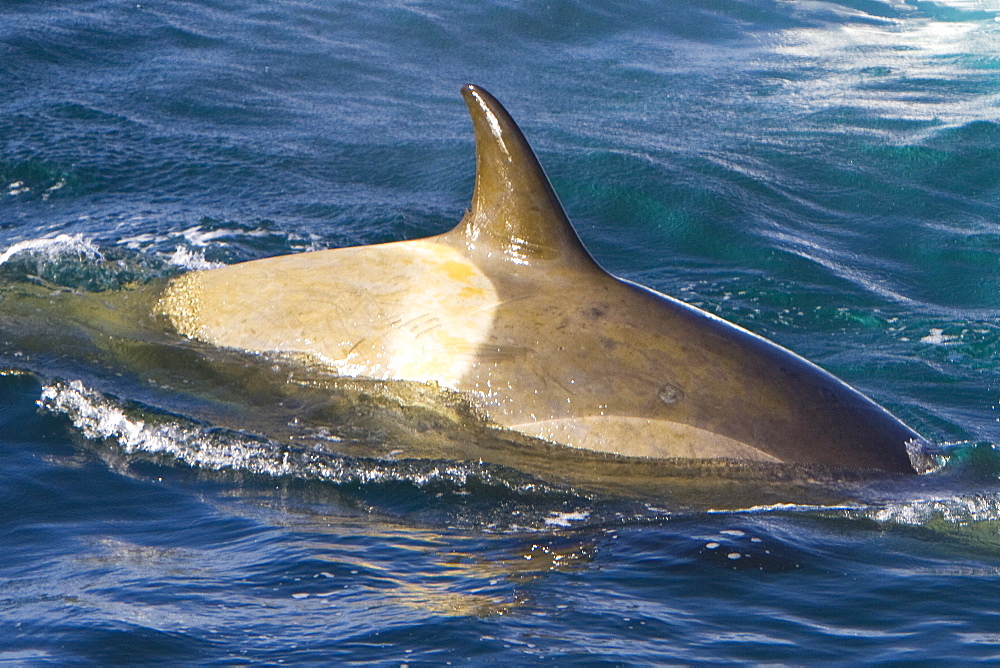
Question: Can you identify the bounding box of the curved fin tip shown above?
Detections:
[453,84,596,268]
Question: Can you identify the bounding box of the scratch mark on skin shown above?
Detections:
[346,338,367,357]
[547,373,577,399]
[404,314,443,338]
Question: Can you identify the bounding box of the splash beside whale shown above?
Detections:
[158,84,925,474]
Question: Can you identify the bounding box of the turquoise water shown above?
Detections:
[3,0,1000,662]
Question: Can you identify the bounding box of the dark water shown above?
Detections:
[4,0,1000,662]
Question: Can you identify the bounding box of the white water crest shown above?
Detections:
[0,233,102,266]
[164,246,225,271]
[37,379,563,495]
[863,492,1000,525]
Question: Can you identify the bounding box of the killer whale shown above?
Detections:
[158,84,923,474]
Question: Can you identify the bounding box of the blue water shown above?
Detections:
[4,0,1000,662]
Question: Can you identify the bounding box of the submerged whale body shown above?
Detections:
[159,84,923,474]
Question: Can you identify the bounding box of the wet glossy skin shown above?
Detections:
[159,85,921,473]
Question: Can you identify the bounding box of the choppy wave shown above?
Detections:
[116,220,324,265]
[35,375,1000,535]
[862,492,1000,525]
[0,233,101,266]
[0,232,174,290]
[36,377,607,531]
[0,223,324,290]
[38,378,557,492]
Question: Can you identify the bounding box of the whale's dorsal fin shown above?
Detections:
[450,84,598,268]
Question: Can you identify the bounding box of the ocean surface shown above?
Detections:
[3,0,1000,663]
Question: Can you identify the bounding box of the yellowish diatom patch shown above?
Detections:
[158,239,499,390]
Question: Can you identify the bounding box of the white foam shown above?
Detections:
[116,232,164,249]
[543,510,591,527]
[177,224,302,247]
[906,438,945,475]
[118,224,322,266]
[0,233,103,266]
[706,502,860,514]
[866,493,1000,526]
[37,379,552,497]
[7,181,29,196]
[920,328,958,345]
[38,379,281,473]
[179,225,236,247]
[165,246,225,271]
